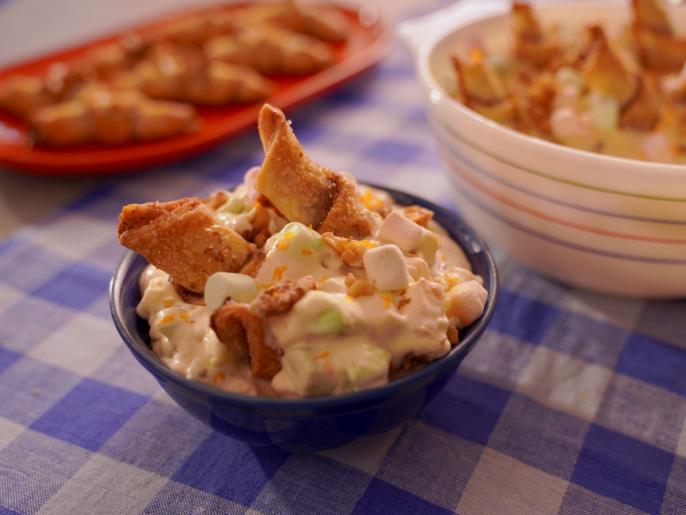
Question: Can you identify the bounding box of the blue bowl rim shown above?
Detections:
[109,183,498,411]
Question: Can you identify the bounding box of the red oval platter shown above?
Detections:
[0,3,391,175]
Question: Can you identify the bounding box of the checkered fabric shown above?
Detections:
[2,3,686,514]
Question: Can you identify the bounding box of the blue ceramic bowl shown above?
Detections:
[109,185,498,451]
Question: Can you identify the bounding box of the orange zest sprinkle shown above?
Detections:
[162,298,175,308]
[382,293,393,309]
[276,241,289,251]
[282,230,295,241]
[160,313,176,324]
[360,190,384,211]
[272,265,287,281]
[179,312,192,323]
[444,273,461,289]
[469,47,484,63]
[315,351,333,373]
[301,248,312,256]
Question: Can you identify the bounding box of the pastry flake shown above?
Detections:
[452,50,516,125]
[633,27,686,72]
[582,26,638,107]
[255,104,375,238]
[255,103,335,226]
[211,303,281,379]
[0,76,52,118]
[511,2,560,68]
[632,0,673,36]
[205,26,333,76]
[30,87,196,146]
[118,198,253,293]
[403,205,434,227]
[318,172,377,239]
[233,1,348,43]
[620,77,660,131]
[251,275,316,317]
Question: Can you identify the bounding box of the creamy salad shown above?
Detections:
[118,104,488,399]
[135,181,487,398]
[452,1,686,163]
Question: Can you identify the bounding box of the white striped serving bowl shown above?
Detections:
[402,0,686,298]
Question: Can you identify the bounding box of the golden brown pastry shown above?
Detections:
[255,103,336,226]
[231,1,348,43]
[452,50,516,125]
[84,34,149,81]
[632,0,673,36]
[631,0,686,71]
[43,62,90,99]
[403,205,433,227]
[633,28,686,71]
[30,102,92,145]
[512,2,544,41]
[134,45,273,105]
[0,1,347,148]
[184,61,274,105]
[251,276,315,317]
[205,26,333,76]
[666,104,686,148]
[30,87,196,145]
[157,15,214,45]
[511,2,560,68]
[0,75,53,117]
[211,274,317,380]
[285,5,348,43]
[131,44,202,99]
[663,63,686,102]
[118,198,253,293]
[255,104,375,238]
[513,72,557,137]
[582,26,639,107]
[131,98,197,140]
[620,77,661,130]
[151,11,237,46]
[0,61,97,121]
[318,173,377,240]
[211,302,281,380]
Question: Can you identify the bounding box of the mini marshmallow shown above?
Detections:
[446,266,477,284]
[363,244,411,292]
[445,280,488,328]
[641,133,674,163]
[550,108,601,150]
[378,211,422,252]
[204,272,258,310]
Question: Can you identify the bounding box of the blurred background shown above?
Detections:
[2,1,686,514]
[0,0,449,238]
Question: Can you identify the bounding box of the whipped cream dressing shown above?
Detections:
[138,186,487,398]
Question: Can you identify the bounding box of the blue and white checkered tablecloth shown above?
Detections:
[2,4,686,514]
